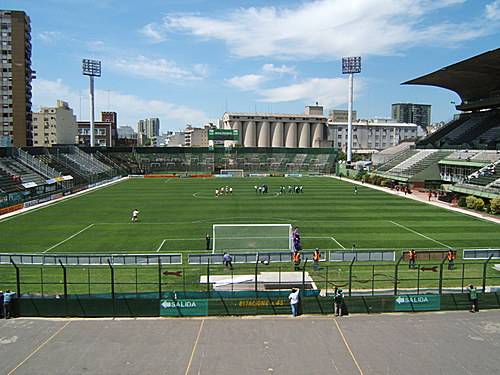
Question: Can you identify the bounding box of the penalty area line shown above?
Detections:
[389,220,450,248]
[330,237,346,249]
[43,224,94,253]
[156,239,166,252]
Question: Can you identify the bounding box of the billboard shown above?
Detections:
[208,129,239,141]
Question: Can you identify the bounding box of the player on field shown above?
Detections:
[131,209,140,222]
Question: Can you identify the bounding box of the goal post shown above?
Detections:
[219,169,244,177]
[212,224,292,253]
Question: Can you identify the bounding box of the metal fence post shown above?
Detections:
[348,257,355,297]
[107,259,115,317]
[255,260,259,298]
[482,254,493,292]
[158,256,162,299]
[59,260,68,317]
[394,254,402,296]
[207,262,211,299]
[10,257,21,296]
[438,257,446,294]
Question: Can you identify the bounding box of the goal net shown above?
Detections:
[220,169,244,177]
[213,224,292,253]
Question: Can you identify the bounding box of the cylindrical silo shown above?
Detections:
[271,122,284,147]
[257,121,270,147]
[243,121,256,147]
[285,122,297,148]
[298,122,310,148]
[311,122,323,148]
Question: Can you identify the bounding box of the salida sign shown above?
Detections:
[160,299,208,317]
[394,295,441,312]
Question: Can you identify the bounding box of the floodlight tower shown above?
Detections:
[82,59,101,147]
[342,56,361,163]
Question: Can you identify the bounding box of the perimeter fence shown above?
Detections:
[1,256,498,299]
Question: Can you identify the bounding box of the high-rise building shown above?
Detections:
[137,117,160,145]
[391,103,431,132]
[32,100,78,146]
[0,10,35,146]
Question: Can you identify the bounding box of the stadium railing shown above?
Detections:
[0,253,182,265]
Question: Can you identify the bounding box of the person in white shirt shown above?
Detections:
[131,209,140,222]
[288,288,300,317]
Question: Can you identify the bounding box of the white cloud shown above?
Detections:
[112,55,206,81]
[140,23,167,43]
[161,0,497,60]
[257,77,363,108]
[486,0,500,20]
[32,78,210,130]
[37,31,66,44]
[226,74,267,91]
[262,64,297,76]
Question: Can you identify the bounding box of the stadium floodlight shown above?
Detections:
[82,59,101,147]
[342,56,361,164]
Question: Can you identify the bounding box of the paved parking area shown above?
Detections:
[1,310,499,375]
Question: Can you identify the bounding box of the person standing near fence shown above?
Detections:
[447,249,455,270]
[223,252,234,270]
[467,284,478,313]
[313,248,321,271]
[334,288,344,317]
[288,288,300,317]
[3,289,16,319]
[409,249,417,269]
[293,250,301,271]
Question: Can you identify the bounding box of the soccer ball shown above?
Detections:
[262,260,270,265]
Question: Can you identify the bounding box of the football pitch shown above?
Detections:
[1,176,498,256]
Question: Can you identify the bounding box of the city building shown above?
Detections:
[32,100,77,146]
[137,117,160,145]
[220,106,328,148]
[77,111,117,146]
[1,10,35,146]
[116,125,138,147]
[184,124,212,147]
[391,103,431,132]
[327,117,419,152]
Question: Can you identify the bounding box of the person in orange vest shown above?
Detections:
[313,248,321,271]
[447,248,455,270]
[408,249,417,269]
[293,250,301,271]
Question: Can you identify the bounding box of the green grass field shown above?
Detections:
[1,176,499,254]
[1,176,499,295]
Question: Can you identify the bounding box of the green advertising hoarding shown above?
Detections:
[208,129,240,141]
[394,295,441,312]
[160,299,208,317]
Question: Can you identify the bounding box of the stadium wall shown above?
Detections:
[12,292,500,318]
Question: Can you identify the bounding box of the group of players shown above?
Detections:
[215,186,233,197]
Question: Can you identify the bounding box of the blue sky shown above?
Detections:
[5,0,500,133]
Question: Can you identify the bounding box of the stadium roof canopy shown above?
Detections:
[402,48,500,110]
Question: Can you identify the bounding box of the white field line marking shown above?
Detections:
[331,237,346,249]
[164,178,173,183]
[156,239,166,252]
[389,220,450,248]
[43,224,94,253]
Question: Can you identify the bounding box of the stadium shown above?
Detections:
[0,49,499,321]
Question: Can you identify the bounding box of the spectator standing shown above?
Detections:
[288,288,300,317]
[293,250,301,271]
[447,249,455,270]
[3,289,16,319]
[334,288,344,317]
[313,248,321,271]
[467,284,478,313]
[409,249,417,269]
[223,252,234,270]
[205,234,211,250]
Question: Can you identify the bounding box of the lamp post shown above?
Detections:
[82,59,101,147]
[342,56,361,163]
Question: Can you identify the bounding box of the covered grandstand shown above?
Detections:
[373,48,500,199]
